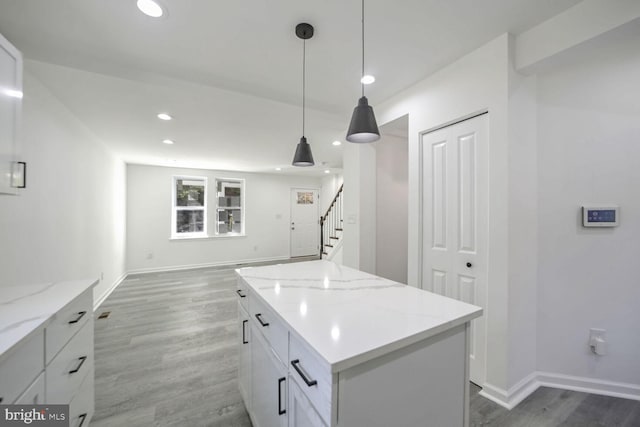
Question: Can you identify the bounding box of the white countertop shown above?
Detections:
[236,260,482,372]
[0,279,98,362]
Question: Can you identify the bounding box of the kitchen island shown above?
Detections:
[236,260,482,427]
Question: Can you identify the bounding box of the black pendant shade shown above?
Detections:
[292,23,315,167]
[292,136,314,166]
[346,0,380,144]
[346,96,380,143]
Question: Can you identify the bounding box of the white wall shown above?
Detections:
[375,133,408,284]
[536,39,640,387]
[0,71,127,307]
[506,68,539,389]
[342,142,376,273]
[126,164,321,272]
[344,35,513,396]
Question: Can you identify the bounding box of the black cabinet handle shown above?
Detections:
[278,377,286,415]
[466,262,472,268]
[255,313,269,327]
[69,356,88,374]
[68,311,87,324]
[242,320,248,344]
[78,413,87,427]
[0,397,3,403]
[236,290,246,298]
[291,359,317,387]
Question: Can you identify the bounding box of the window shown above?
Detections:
[172,176,207,238]
[215,178,244,236]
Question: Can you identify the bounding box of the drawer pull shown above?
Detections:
[236,289,246,298]
[291,359,317,387]
[255,313,270,327]
[78,413,87,427]
[68,311,87,324]
[69,356,88,374]
[278,377,286,415]
[242,320,249,344]
[0,397,3,403]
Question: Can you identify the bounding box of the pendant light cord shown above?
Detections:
[303,38,306,137]
[361,0,365,98]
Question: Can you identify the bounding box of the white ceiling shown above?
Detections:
[0,0,582,174]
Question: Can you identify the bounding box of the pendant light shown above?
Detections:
[292,23,315,166]
[346,0,380,143]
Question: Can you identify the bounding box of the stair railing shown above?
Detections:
[320,184,344,257]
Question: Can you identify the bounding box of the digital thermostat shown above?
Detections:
[582,206,619,227]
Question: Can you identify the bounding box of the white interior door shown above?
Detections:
[291,188,319,257]
[421,114,488,386]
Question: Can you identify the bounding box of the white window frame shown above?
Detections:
[215,178,245,237]
[171,175,208,239]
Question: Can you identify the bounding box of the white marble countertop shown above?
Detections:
[236,260,482,372]
[0,279,98,363]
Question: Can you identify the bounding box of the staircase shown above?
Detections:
[320,184,343,260]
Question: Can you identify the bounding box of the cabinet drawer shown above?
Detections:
[46,319,94,404]
[14,372,45,405]
[236,278,249,312]
[46,289,92,364]
[69,370,94,427]
[250,293,288,365]
[288,333,331,424]
[0,330,44,404]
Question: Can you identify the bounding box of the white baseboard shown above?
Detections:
[93,272,127,311]
[536,371,640,402]
[126,256,290,275]
[478,371,640,410]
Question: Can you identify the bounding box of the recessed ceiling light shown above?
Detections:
[137,0,164,17]
[162,139,174,145]
[360,75,375,85]
[324,170,331,174]
[157,113,172,121]
[275,167,282,171]
[332,140,342,146]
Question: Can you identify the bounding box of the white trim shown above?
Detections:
[127,255,290,275]
[478,372,539,410]
[478,371,640,410]
[93,272,127,311]
[536,371,640,402]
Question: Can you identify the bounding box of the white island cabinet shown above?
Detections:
[236,260,482,427]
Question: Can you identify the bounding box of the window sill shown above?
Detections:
[170,234,247,241]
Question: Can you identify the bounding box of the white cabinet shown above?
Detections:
[238,301,251,410]
[288,378,327,427]
[250,322,287,427]
[0,32,22,195]
[0,330,44,404]
[0,279,96,426]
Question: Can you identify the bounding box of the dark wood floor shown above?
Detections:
[92,260,640,427]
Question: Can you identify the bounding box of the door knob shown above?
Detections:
[466,262,472,268]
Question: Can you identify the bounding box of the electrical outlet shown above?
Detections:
[589,328,607,355]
